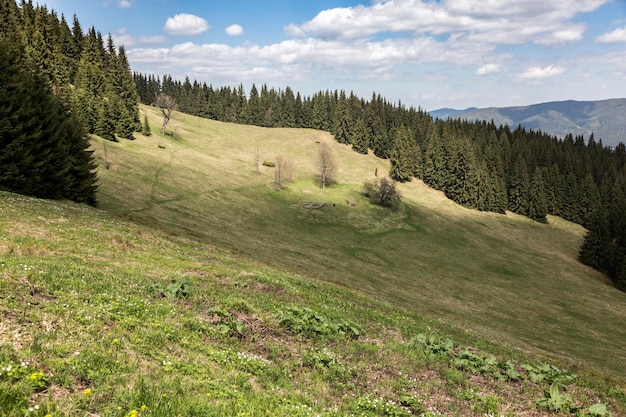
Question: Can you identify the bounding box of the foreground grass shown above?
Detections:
[1,191,625,416]
[92,106,626,382]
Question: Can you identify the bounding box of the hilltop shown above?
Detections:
[430,98,626,147]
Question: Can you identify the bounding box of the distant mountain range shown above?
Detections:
[429,98,626,148]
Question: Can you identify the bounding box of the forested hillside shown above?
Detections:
[0,0,624,290]
[0,0,142,205]
[430,99,626,148]
[134,74,626,290]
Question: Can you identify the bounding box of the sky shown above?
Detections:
[39,0,626,110]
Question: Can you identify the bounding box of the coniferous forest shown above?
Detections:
[0,0,624,290]
[0,0,141,205]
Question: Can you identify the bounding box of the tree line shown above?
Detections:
[0,0,622,289]
[134,73,626,290]
[0,0,144,205]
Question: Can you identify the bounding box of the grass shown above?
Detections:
[95,106,626,379]
[1,105,625,415]
[2,191,625,416]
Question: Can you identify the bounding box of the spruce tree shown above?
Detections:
[527,167,548,223]
[332,91,351,144]
[142,113,151,136]
[389,126,413,182]
[350,118,369,154]
[508,157,529,215]
[0,37,96,204]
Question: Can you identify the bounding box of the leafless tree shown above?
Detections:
[153,94,177,135]
[317,142,337,188]
[254,138,260,174]
[274,155,294,188]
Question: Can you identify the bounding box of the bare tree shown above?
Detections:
[153,93,177,135]
[254,138,260,174]
[317,142,337,188]
[274,155,294,188]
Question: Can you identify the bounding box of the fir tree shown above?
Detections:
[389,126,413,182]
[350,118,369,154]
[142,113,151,136]
[527,167,548,223]
[332,91,351,144]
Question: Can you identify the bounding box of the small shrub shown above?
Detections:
[364,177,401,209]
[262,161,275,167]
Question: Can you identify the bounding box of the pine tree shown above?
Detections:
[508,157,529,215]
[350,118,368,154]
[527,167,548,222]
[332,91,351,144]
[389,126,413,182]
[423,125,446,189]
[142,113,151,136]
[0,37,96,204]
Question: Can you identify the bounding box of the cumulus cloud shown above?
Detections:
[596,27,626,43]
[288,0,606,45]
[476,64,501,76]
[225,24,244,36]
[113,28,166,47]
[118,0,131,8]
[519,65,566,80]
[164,13,210,35]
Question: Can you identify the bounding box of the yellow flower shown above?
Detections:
[112,338,119,344]
[84,388,92,396]
[141,405,147,411]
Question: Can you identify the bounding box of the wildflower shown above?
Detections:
[141,405,147,411]
[113,338,119,344]
[84,388,92,396]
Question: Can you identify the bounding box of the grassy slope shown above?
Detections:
[1,105,625,415]
[0,193,624,417]
[95,105,626,379]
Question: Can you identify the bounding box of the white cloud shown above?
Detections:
[118,0,131,8]
[519,65,566,79]
[225,24,244,36]
[164,13,210,35]
[596,26,626,43]
[113,28,166,47]
[535,26,585,46]
[289,0,606,46]
[476,64,501,76]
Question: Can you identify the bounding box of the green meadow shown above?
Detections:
[1,104,625,416]
[96,105,626,378]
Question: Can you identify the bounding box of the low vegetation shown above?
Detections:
[1,191,624,416]
[93,106,626,384]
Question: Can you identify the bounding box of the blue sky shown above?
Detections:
[40,0,626,110]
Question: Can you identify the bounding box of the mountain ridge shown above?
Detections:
[429,98,626,147]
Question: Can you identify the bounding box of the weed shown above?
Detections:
[207,307,246,337]
[522,361,577,387]
[410,332,454,358]
[536,384,579,414]
[149,278,190,299]
[588,403,613,417]
[348,394,412,417]
[276,306,360,338]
